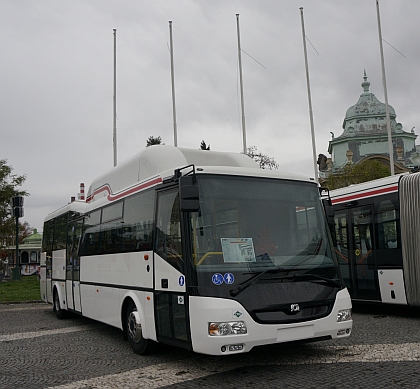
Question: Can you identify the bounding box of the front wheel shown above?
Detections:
[126,300,154,355]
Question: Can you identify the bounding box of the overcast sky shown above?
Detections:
[2,0,420,232]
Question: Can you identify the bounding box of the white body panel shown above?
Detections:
[66,280,82,312]
[79,251,153,329]
[47,279,53,304]
[66,280,74,310]
[53,280,67,308]
[80,251,153,289]
[40,252,47,302]
[80,283,120,327]
[154,254,186,292]
[189,289,352,356]
[78,286,156,340]
[378,269,407,305]
[73,281,81,312]
[52,249,66,280]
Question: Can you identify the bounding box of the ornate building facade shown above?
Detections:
[319,72,419,178]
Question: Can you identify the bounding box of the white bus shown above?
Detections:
[40,146,352,356]
[330,172,420,306]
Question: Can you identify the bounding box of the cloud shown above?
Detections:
[1,0,419,230]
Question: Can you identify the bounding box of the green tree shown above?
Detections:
[0,160,29,256]
[324,159,390,190]
[146,136,162,147]
[246,146,278,170]
[200,140,210,150]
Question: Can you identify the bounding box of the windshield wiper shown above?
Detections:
[290,273,342,288]
[229,266,288,297]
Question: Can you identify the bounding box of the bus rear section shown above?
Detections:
[330,173,420,307]
[40,201,86,314]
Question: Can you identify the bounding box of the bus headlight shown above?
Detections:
[209,321,247,336]
[337,309,352,322]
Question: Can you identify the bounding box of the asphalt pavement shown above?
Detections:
[1,302,419,389]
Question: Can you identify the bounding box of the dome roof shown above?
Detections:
[344,72,396,121]
[23,228,42,244]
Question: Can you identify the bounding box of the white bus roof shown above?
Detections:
[330,173,410,205]
[44,200,87,222]
[86,145,316,204]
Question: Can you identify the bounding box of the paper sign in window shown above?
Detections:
[221,238,255,263]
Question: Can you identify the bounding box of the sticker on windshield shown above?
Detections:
[178,276,185,287]
[221,238,256,263]
[212,273,224,285]
[224,273,235,284]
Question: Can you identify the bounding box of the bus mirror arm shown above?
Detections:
[179,175,200,212]
[324,205,335,226]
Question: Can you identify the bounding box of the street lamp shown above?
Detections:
[10,196,24,280]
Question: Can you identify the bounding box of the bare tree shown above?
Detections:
[246,146,278,170]
[200,140,210,150]
[146,136,162,147]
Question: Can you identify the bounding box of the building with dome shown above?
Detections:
[320,72,419,177]
[3,228,42,276]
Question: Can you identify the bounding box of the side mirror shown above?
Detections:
[179,176,200,212]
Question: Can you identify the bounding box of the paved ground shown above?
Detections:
[1,302,419,388]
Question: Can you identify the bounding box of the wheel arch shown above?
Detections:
[52,281,67,311]
[121,292,147,340]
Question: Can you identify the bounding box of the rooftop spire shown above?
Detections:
[362,69,370,93]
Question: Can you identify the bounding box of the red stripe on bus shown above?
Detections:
[331,185,398,204]
[86,177,163,203]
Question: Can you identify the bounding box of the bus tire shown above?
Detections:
[126,300,154,355]
[53,288,67,320]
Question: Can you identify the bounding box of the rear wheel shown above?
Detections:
[53,289,67,319]
[126,300,154,355]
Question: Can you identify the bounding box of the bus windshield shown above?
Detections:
[190,175,338,290]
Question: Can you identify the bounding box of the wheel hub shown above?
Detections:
[128,311,142,342]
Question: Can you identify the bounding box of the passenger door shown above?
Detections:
[66,218,83,312]
[334,205,380,301]
[154,189,191,348]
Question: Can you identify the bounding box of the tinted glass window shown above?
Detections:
[155,190,183,272]
[376,199,399,249]
[53,213,68,251]
[100,221,123,254]
[190,176,337,292]
[122,190,154,252]
[102,201,123,223]
[80,210,101,256]
[374,197,403,267]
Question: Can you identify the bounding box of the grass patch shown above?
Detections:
[0,275,41,303]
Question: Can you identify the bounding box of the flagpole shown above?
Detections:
[299,8,318,183]
[376,0,395,175]
[169,21,178,147]
[236,14,247,154]
[113,28,117,167]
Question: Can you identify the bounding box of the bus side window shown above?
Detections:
[80,210,101,256]
[123,190,154,252]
